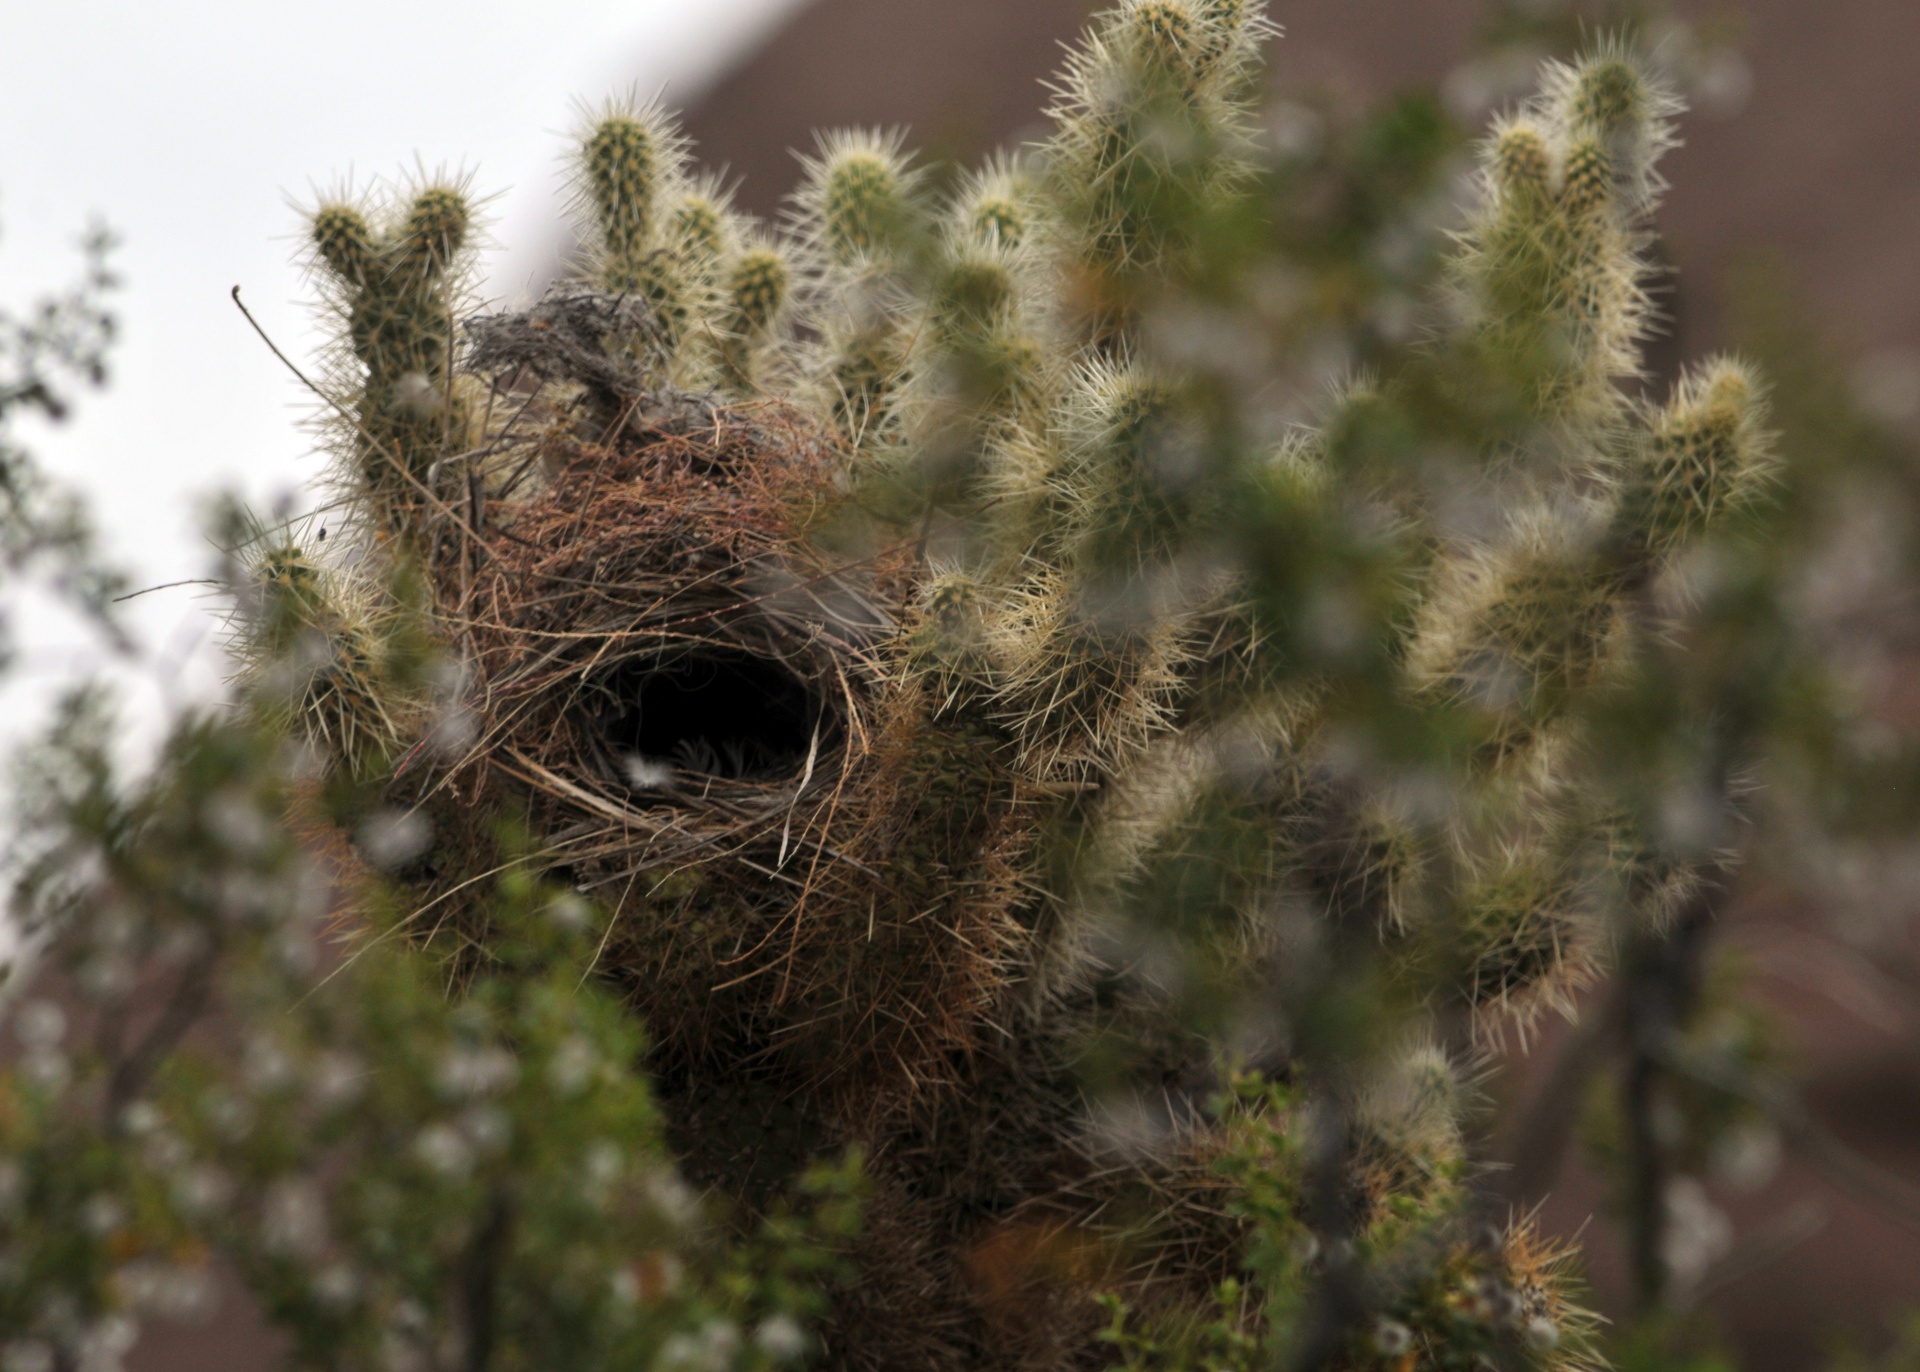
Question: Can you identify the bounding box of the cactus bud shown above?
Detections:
[726,245,791,337]
[1492,121,1553,205]
[1544,48,1680,215]
[1124,0,1205,82]
[245,544,411,776]
[971,196,1026,246]
[668,186,731,278]
[1567,56,1645,138]
[395,184,471,280]
[255,544,330,654]
[1456,844,1594,1023]
[906,568,998,706]
[311,203,375,285]
[1476,545,1617,702]
[1411,510,1623,744]
[802,131,918,267]
[953,155,1037,250]
[931,251,1018,345]
[829,328,909,440]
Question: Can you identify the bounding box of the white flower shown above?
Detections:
[460,1105,511,1155]
[414,1123,474,1178]
[75,1315,137,1372]
[243,1040,296,1094]
[547,1037,598,1095]
[643,1169,700,1228]
[1373,1319,1412,1357]
[436,1045,518,1100]
[2,1341,54,1372]
[14,1002,65,1050]
[81,1194,127,1236]
[261,1179,328,1259]
[313,1264,360,1308]
[1662,1176,1734,1292]
[656,1320,739,1371]
[311,1053,368,1112]
[172,1166,234,1218]
[545,893,594,933]
[754,1314,807,1361]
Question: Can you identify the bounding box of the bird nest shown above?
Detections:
[461,393,886,867]
[408,291,1029,1108]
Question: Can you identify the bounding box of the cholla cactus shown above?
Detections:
[305,178,478,537]
[260,4,1781,1369]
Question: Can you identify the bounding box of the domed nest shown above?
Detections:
[399,291,1033,1126]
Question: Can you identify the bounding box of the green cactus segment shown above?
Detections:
[1041,0,1269,339]
[397,185,471,277]
[799,132,918,268]
[307,182,476,539]
[824,154,899,261]
[715,240,793,395]
[971,197,1025,246]
[955,156,1036,249]
[668,190,729,272]
[246,543,419,778]
[1411,520,1624,766]
[1456,49,1679,428]
[1052,361,1212,571]
[1619,358,1774,557]
[1493,121,1554,202]
[726,246,790,335]
[311,203,375,285]
[1125,0,1205,80]
[1567,57,1644,135]
[929,249,1018,346]
[582,112,662,264]
[827,326,909,442]
[1453,843,1596,1020]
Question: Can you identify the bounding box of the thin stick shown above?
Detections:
[110,578,220,604]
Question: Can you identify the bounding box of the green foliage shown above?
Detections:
[0,216,125,630]
[0,702,861,1372]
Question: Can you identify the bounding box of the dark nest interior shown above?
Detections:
[591,644,824,781]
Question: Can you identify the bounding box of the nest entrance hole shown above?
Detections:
[600,647,823,783]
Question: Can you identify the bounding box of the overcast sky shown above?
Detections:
[0,0,801,734]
